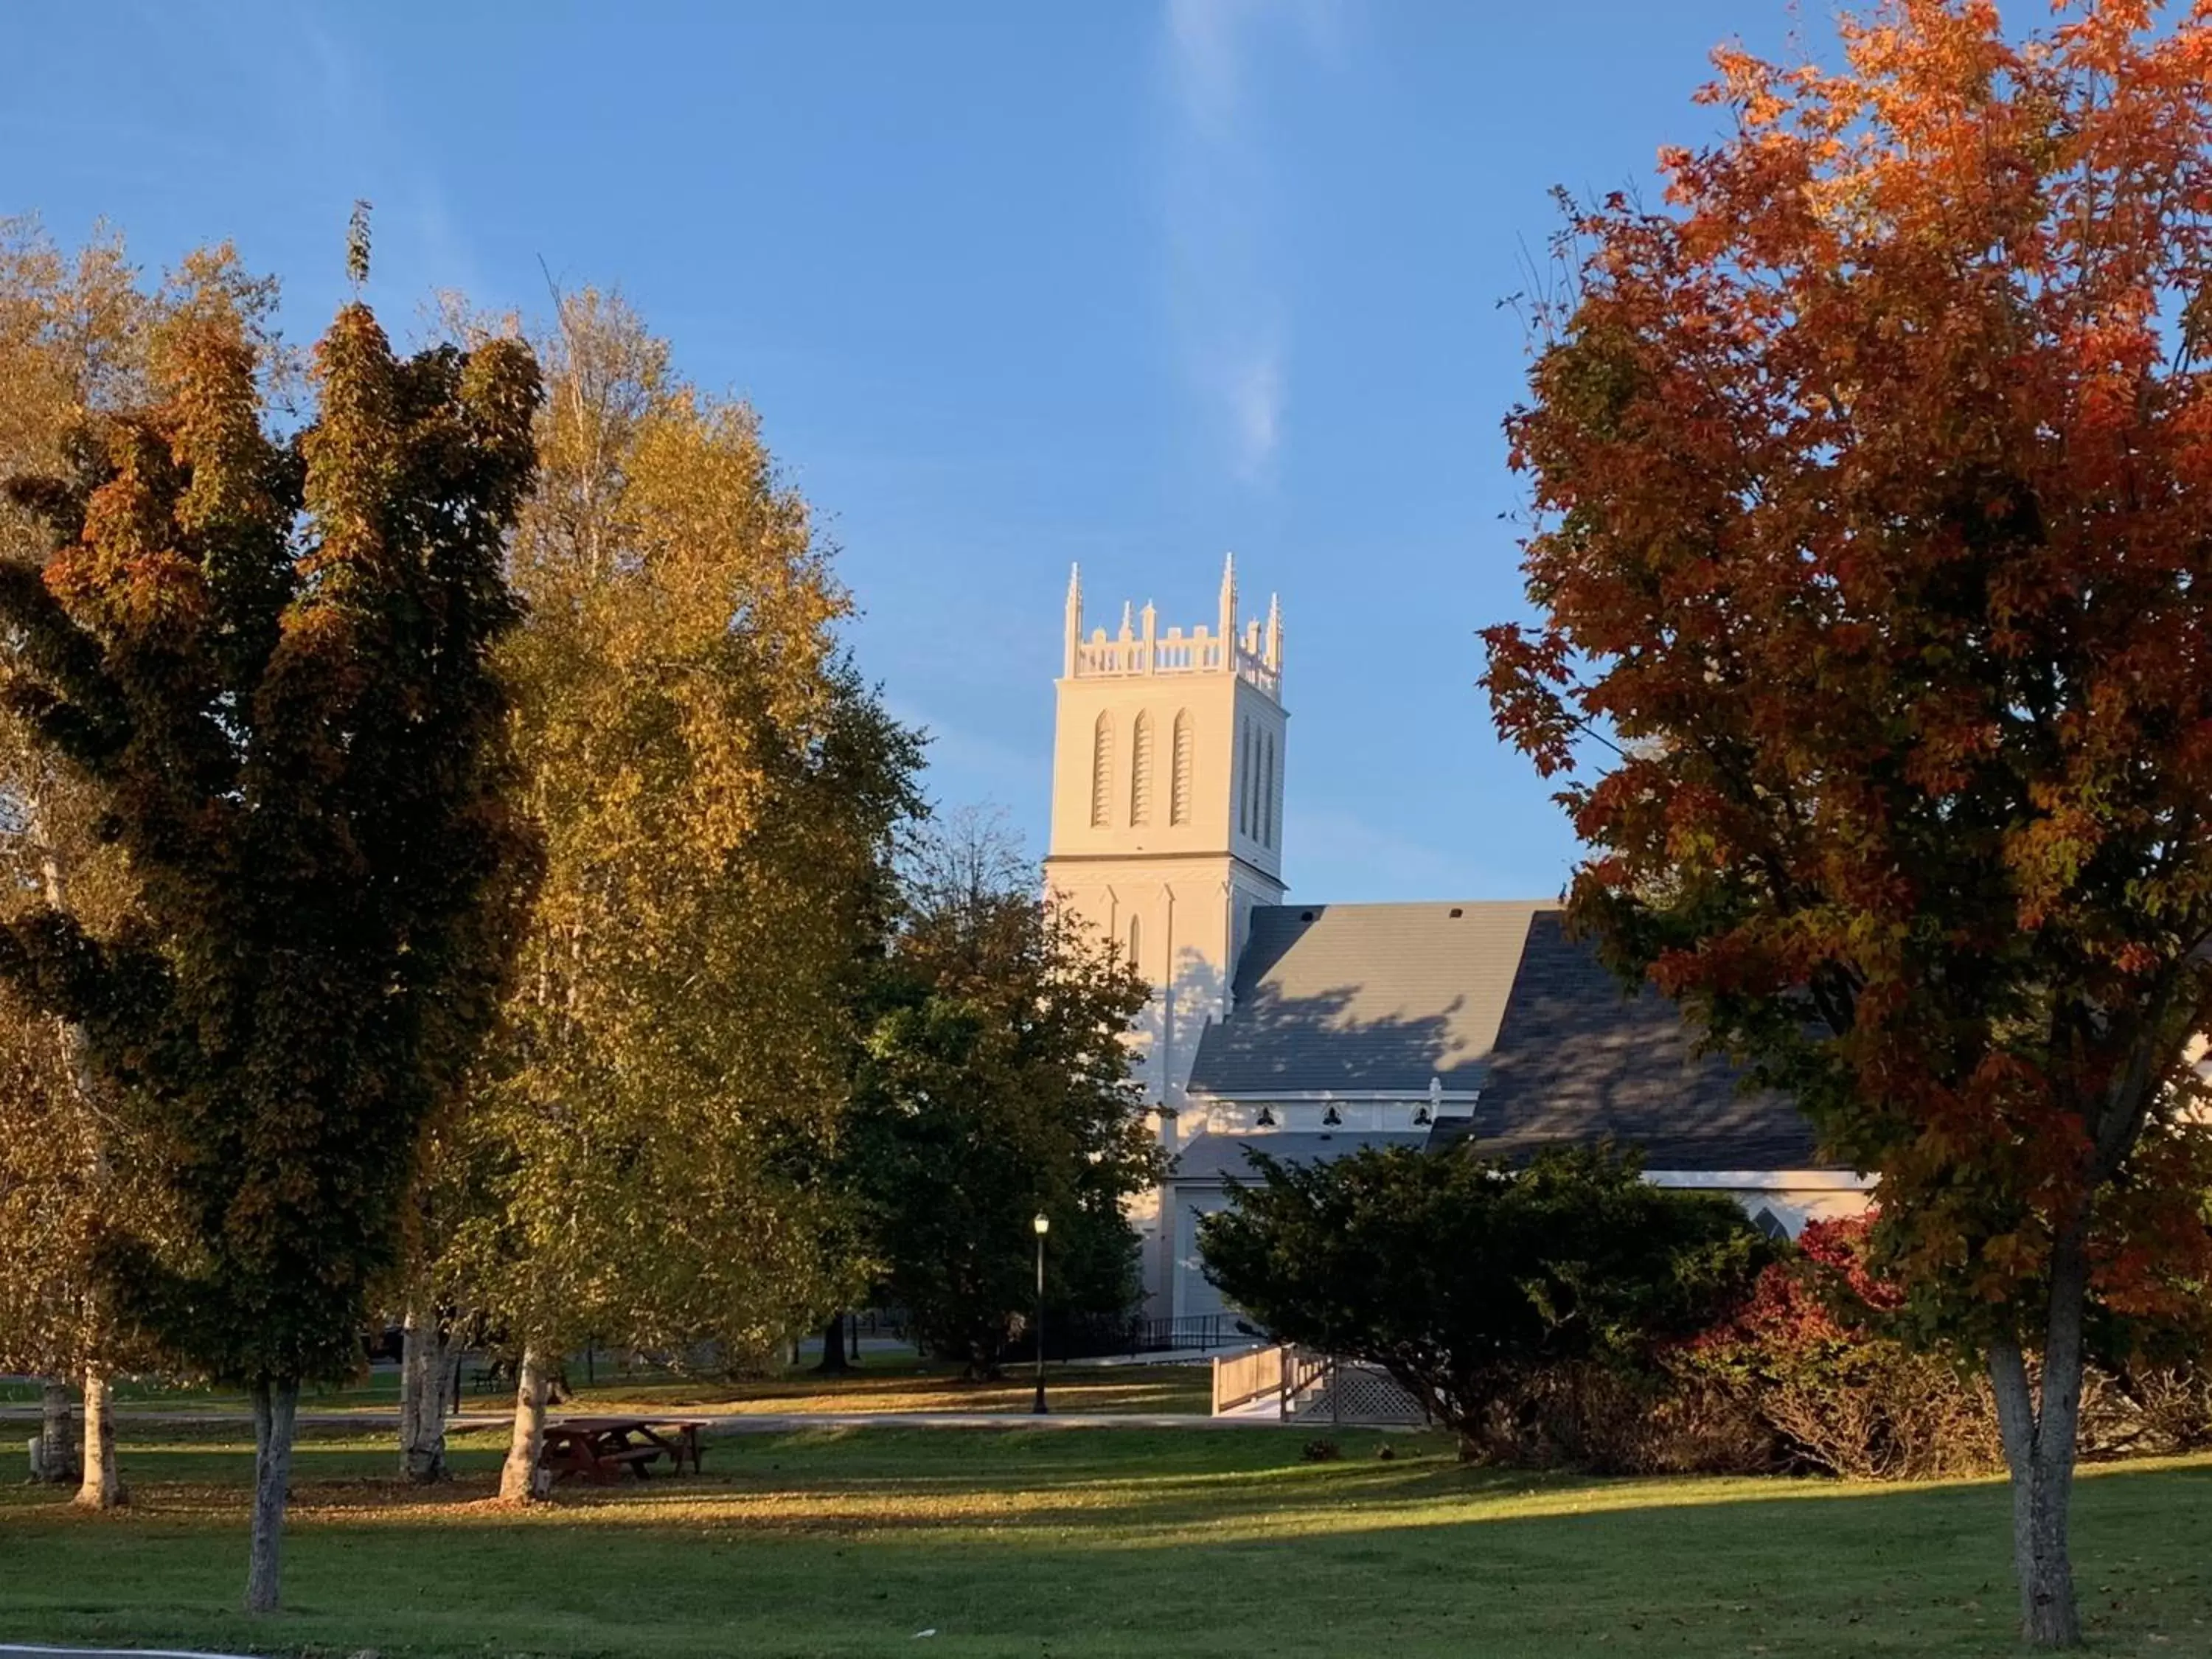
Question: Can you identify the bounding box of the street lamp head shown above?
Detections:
[1033,1212,1050,1237]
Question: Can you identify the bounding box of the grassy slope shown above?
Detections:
[5,1425,2212,1657]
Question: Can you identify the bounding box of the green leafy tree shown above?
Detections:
[1200,1143,1767,1458]
[0,254,539,1610]
[846,810,1159,1378]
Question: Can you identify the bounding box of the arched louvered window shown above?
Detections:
[1127,914,1142,973]
[1091,713,1114,828]
[1239,720,1255,837]
[1262,731,1276,848]
[1130,711,1154,825]
[1170,709,1194,826]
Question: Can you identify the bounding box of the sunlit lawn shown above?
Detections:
[6,1422,2212,1658]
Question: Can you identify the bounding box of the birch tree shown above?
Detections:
[0,220,165,1508]
[414,291,917,1500]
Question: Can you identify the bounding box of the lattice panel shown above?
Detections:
[1288,1360,1428,1427]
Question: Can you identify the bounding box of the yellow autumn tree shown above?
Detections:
[0,221,226,1506]
[407,291,917,1495]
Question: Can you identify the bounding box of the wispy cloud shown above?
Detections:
[1288,805,1467,891]
[883,698,1043,804]
[282,11,486,307]
[1158,0,1338,482]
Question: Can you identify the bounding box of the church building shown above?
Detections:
[1043,559,1872,1326]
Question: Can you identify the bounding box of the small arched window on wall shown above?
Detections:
[1170,710,1194,825]
[1130,711,1154,825]
[1091,713,1114,828]
[1127,914,1142,974]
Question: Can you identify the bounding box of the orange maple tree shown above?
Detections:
[1486,2,2212,1644]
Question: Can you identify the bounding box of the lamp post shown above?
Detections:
[1032,1211,1051,1415]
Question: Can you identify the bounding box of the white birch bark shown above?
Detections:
[74,1365,122,1508]
[497,1344,552,1502]
[397,1304,422,1472]
[398,1297,451,1482]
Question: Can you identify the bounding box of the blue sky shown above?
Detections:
[1,1,1801,902]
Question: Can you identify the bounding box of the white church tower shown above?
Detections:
[1043,555,1287,1141]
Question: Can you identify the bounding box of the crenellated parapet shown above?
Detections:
[1063,554,1282,700]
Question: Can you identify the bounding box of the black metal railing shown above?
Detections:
[1126,1314,1256,1353]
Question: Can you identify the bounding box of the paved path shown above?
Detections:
[1,1647,252,1659]
[0,1407,510,1433]
[695,1410,1284,1432]
[0,1406,1279,1433]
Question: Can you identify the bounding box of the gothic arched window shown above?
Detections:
[1130,711,1154,825]
[1239,720,1256,837]
[1091,712,1114,828]
[1127,914,1142,973]
[1262,731,1276,848]
[1170,709,1194,825]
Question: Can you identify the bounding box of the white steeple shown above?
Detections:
[1044,554,1290,1323]
[1045,553,1288,1102]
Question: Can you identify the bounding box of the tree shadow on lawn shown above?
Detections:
[7,1424,1500,1530]
[4,1433,2212,1657]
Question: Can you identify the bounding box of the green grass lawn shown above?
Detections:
[4,1423,2211,1658]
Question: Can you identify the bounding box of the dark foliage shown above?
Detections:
[1200,1141,1770,1455]
[0,294,540,1394]
[846,873,1160,1379]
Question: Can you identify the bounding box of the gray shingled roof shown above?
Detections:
[1172,1130,1427,1183]
[1185,901,1549,1095]
[1426,911,1833,1171]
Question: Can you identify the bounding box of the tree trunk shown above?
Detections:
[74,1367,122,1509]
[398,1299,450,1483]
[244,1376,299,1615]
[498,1344,551,1503]
[814,1312,852,1374]
[34,1378,76,1484]
[1989,1228,2093,1649]
[397,1306,421,1470]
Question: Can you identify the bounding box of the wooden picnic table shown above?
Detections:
[538,1415,709,1485]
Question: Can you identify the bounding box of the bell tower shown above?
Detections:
[1043,554,1287,1127]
